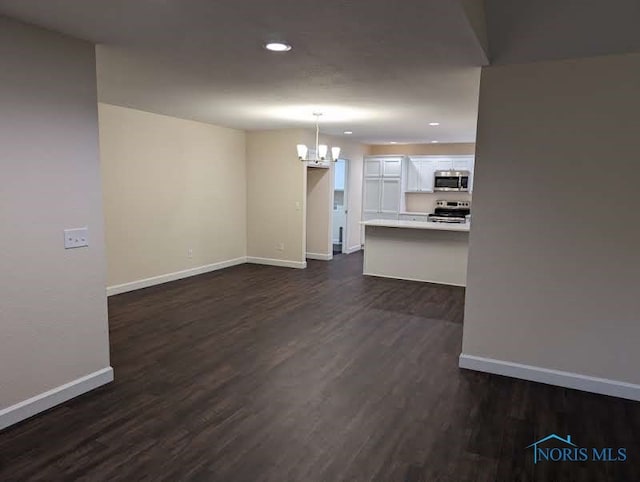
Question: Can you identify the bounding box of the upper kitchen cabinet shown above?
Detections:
[364,158,382,177]
[452,157,474,172]
[435,158,454,171]
[364,156,403,178]
[382,158,402,177]
[406,157,437,192]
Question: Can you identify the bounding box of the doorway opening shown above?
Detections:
[332,159,348,255]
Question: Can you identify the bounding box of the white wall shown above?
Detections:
[461,52,640,397]
[0,17,111,422]
[246,129,312,267]
[98,104,247,290]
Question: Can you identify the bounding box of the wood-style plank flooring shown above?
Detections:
[1,252,639,481]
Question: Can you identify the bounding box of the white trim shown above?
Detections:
[0,367,114,431]
[246,257,307,269]
[345,245,362,254]
[107,257,247,296]
[363,271,465,287]
[459,354,640,402]
[306,252,333,261]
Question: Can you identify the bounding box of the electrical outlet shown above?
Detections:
[188,248,193,258]
[276,242,285,251]
[64,227,89,249]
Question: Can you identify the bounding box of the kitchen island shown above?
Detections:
[361,219,470,286]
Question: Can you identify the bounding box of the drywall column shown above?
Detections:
[0,17,112,429]
[460,52,640,400]
[306,167,333,260]
[246,129,313,268]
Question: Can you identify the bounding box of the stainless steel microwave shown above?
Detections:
[434,170,470,192]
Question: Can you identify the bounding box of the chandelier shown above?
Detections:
[296,113,341,163]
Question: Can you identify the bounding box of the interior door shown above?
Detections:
[363,178,381,213]
[380,179,401,213]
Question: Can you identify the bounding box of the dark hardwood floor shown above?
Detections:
[1,251,639,481]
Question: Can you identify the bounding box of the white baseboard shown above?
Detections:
[107,257,247,296]
[459,354,640,401]
[306,252,333,261]
[345,245,362,254]
[0,367,114,431]
[246,257,307,269]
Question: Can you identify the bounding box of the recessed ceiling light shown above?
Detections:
[429,122,440,126]
[344,131,353,135]
[264,42,292,52]
[431,140,439,143]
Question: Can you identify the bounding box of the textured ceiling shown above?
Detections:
[0,0,486,143]
[1,1,638,143]
[485,0,640,64]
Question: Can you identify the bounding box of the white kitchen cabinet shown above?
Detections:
[362,156,403,219]
[382,158,402,177]
[435,158,454,171]
[363,212,399,221]
[363,178,382,213]
[406,159,420,192]
[380,178,401,213]
[429,156,475,173]
[406,157,436,192]
[418,160,436,192]
[452,158,472,171]
[364,156,403,178]
[364,159,382,177]
[363,178,401,215]
[398,213,429,222]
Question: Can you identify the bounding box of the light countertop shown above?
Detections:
[361,219,470,232]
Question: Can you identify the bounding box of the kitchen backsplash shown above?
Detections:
[404,191,472,213]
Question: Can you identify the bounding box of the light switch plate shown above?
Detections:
[64,227,89,249]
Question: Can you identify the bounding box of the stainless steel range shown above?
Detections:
[427,200,471,223]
